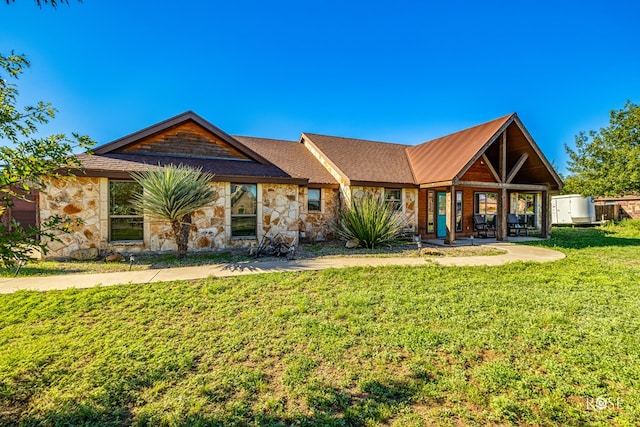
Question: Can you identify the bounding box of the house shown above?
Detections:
[594,195,640,220]
[34,111,562,257]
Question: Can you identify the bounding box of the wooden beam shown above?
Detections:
[541,190,550,238]
[500,131,507,182]
[446,185,456,244]
[456,181,549,191]
[506,153,529,184]
[419,181,453,189]
[482,153,501,183]
[497,188,507,241]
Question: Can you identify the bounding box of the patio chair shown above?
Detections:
[473,214,496,238]
[507,213,528,236]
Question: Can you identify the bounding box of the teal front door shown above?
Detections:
[437,192,447,238]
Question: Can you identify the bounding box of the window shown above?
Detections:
[512,193,537,227]
[456,191,463,232]
[427,190,435,233]
[474,192,498,225]
[308,188,321,212]
[385,189,402,211]
[109,181,143,241]
[231,184,257,237]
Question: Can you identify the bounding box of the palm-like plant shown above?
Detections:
[131,165,217,258]
[337,193,406,249]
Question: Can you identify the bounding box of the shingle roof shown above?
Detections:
[234,136,338,185]
[406,114,513,183]
[302,133,416,186]
[75,152,294,180]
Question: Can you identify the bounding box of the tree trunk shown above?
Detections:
[172,214,192,259]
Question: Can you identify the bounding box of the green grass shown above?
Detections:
[0,252,236,278]
[1,225,639,425]
[1,243,503,278]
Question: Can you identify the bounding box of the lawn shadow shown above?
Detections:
[521,227,640,250]
[4,378,423,426]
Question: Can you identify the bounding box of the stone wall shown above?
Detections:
[298,187,339,241]
[261,183,300,245]
[350,186,419,231]
[39,177,103,257]
[39,179,284,257]
[148,182,226,252]
[402,188,419,231]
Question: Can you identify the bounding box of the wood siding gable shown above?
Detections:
[118,120,250,160]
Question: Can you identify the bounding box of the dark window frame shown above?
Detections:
[456,191,463,232]
[427,190,435,233]
[474,192,498,226]
[231,183,258,238]
[109,180,144,242]
[384,188,402,211]
[512,192,537,227]
[308,188,322,212]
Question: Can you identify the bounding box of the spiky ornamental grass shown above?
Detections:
[131,165,217,258]
[337,194,407,248]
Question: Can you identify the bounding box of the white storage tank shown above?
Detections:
[551,194,596,225]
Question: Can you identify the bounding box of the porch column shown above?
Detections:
[497,188,507,241]
[445,185,456,244]
[541,190,550,238]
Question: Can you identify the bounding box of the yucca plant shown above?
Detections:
[337,194,406,249]
[131,165,217,258]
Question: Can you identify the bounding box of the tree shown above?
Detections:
[130,165,217,259]
[4,0,79,8]
[564,101,640,197]
[0,52,94,267]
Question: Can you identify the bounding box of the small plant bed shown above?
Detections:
[296,240,507,259]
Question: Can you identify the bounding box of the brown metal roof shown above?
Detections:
[302,133,416,186]
[234,136,338,186]
[406,114,513,184]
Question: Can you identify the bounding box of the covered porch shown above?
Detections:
[412,114,563,244]
[419,184,552,243]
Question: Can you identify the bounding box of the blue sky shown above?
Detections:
[1,0,639,174]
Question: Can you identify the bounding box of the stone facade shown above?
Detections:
[298,187,339,242]
[261,183,300,245]
[350,186,419,232]
[39,179,311,257]
[40,177,103,257]
[147,182,226,252]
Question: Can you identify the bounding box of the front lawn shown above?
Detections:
[1,225,639,426]
[0,242,504,278]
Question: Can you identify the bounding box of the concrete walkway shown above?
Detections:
[0,243,564,294]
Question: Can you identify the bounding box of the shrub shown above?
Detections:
[337,194,406,248]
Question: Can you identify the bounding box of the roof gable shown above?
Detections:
[406,114,513,184]
[93,111,270,164]
[302,133,416,186]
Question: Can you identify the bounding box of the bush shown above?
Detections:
[337,194,406,249]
